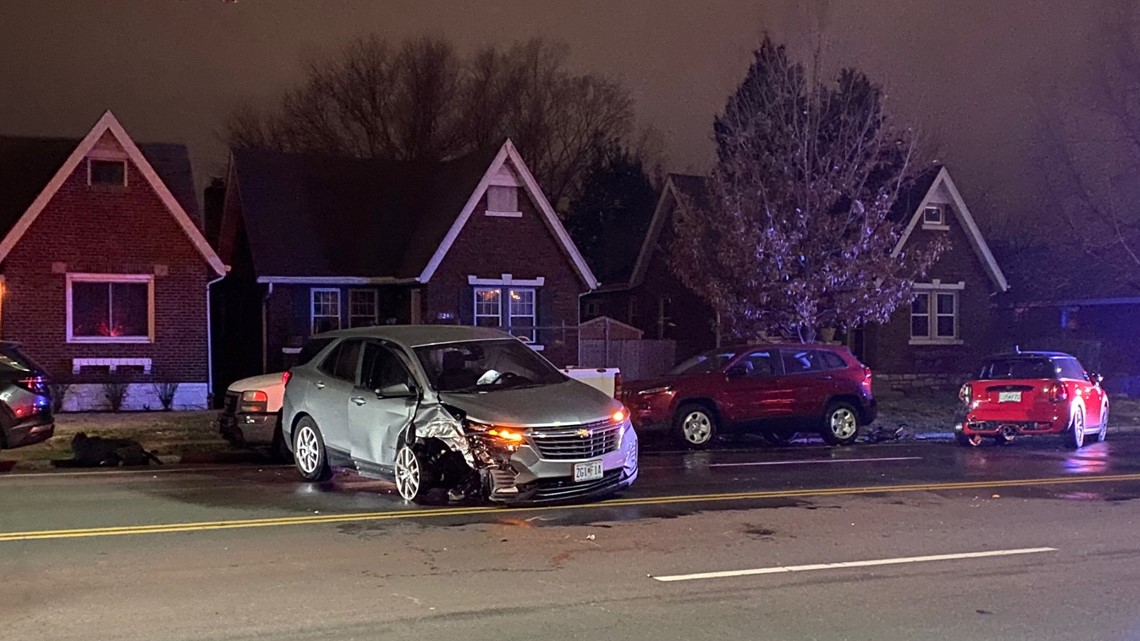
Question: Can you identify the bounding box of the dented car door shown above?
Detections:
[348,341,419,472]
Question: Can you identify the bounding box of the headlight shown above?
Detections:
[466,420,526,443]
[239,390,268,413]
[637,386,674,396]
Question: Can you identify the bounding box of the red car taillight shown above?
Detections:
[614,372,623,400]
[282,370,292,388]
[1045,382,1068,403]
[862,367,872,393]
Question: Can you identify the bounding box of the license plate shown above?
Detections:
[999,391,1022,403]
[573,460,604,483]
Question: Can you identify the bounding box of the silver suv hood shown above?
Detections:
[439,379,621,428]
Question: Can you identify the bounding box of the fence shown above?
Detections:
[578,338,676,380]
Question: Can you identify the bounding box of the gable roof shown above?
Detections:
[892,165,1009,292]
[622,173,710,290]
[232,139,597,288]
[0,111,225,275]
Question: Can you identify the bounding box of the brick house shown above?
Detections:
[581,174,719,360]
[0,111,226,410]
[212,139,597,395]
[857,165,1010,389]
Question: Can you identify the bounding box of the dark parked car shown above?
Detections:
[956,351,1108,448]
[622,344,876,448]
[0,342,53,454]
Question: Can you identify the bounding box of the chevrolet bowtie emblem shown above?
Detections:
[576,429,592,438]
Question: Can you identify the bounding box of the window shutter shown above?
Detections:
[539,288,555,346]
[459,286,475,326]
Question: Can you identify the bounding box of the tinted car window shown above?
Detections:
[298,337,335,364]
[739,350,777,377]
[330,340,362,381]
[671,350,738,375]
[1055,357,1088,381]
[820,351,847,370]
[360,342,414,390]
[781,350,825,374]
[979,358,1055,379]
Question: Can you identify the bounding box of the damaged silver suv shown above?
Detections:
[281,326,638,504]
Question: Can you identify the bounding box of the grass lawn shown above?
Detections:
[0,410,242,471]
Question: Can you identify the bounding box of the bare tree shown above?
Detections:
[225,36,633,209]
[670,36,946,343]
[1037,2,1140,289]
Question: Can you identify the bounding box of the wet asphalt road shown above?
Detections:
[4,432,1140,640]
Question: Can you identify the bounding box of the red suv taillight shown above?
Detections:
[614,372,623,400]
[862,366,872,393]
[282,370,292,388]
[1045,381,1068,403]
[16,376,48,395]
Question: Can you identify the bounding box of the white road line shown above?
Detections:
[651,547,1058,582]
[708,456,922,468]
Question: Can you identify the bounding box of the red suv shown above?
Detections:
[622,344,876,448]
[956,351,1108,448]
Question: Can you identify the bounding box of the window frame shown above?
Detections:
[507,287,536,343]
[909,284,963,345]
[65,273,155,344]
[485,185,522,217]
[87,158,128,188]
[473,287,503,328]
[922,204,949,230]
[348,289,379,328]
[310,288,342,336]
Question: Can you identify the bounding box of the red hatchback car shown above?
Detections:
[621,344,876,448]
[956,351,1108,448]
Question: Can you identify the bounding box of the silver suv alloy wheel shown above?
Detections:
[295,424,321,476]
[395,446,421,501]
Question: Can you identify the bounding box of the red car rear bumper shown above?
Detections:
[961,408,1069,436]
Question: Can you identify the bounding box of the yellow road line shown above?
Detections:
[4,472,1140,542]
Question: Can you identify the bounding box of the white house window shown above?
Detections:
[486,186,520,215]
[88,159,127,187]
[348,289,378,328]
[910,286,960,344]
[66,274,153,343]
[474,288,502,327]
[922,205,949,229]
[311,288,341,335]
[508,288,536,342]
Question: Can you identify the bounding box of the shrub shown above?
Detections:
[102,381,130,412]
[49,383,71,413]
[152,382,179,411]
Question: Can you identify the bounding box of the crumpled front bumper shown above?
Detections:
[478,421,639,504]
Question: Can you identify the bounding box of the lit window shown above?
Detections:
[348,289,378,328]
[487,186,519,214]
[67,275,152,343]
[311,289,341,335]
[89,159,126,187]
[923,205,945,226]
[509,288,536,342]
[474,288,502,327]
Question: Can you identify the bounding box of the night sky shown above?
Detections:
[0,1,1111,239]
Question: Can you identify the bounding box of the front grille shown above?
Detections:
[223,392,239,414]
[529,420,621,460]
[526,469,625,501]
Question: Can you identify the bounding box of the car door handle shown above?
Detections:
[351,396,367,406]
[315,381,326,390]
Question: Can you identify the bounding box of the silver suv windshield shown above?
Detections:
[414,338,567,393]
